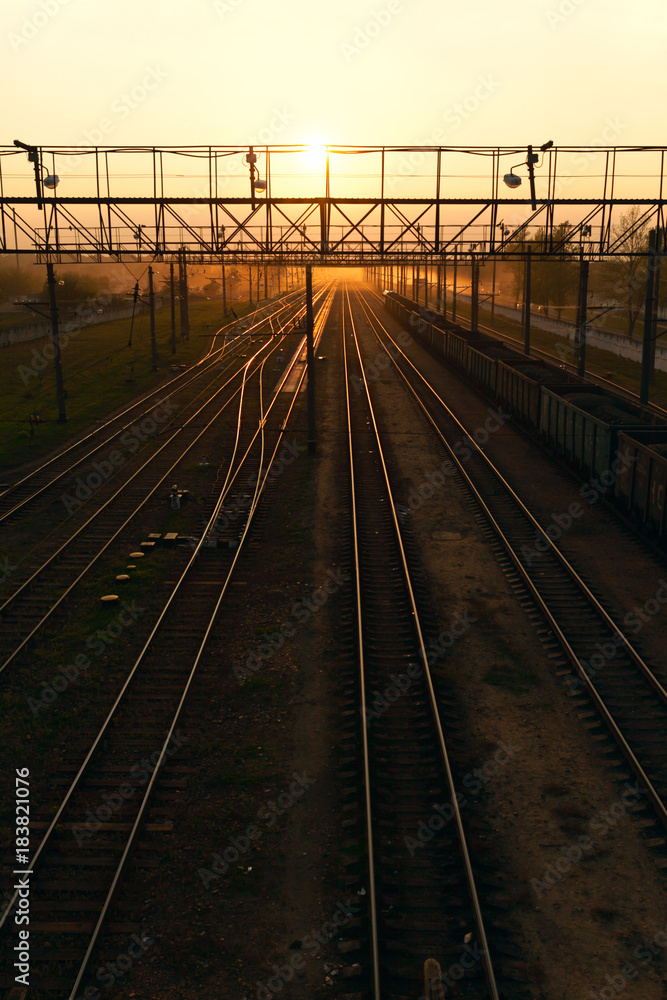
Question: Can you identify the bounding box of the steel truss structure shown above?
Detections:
[1,144,667,264]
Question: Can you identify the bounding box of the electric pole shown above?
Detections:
[641,228,659,403]
[523,246,532,355]
[148,266,157,371]
[575,258,589,377]
[180,248,190,341]
[471,253,479,332]
[170,261,176,354]
[46,261,67,422]
[452,248,458,322]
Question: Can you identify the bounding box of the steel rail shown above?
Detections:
[345,284,501,1000]
[341,288,381,1000]
[358,287,667,833]
[0,288,336,999]
[0,288,305,524]
[0,291,316,594]
[362,289,667,695]
[0,302,307,672]
[66,284,336,998]
[0,282,332,677]
[0,340,269,673]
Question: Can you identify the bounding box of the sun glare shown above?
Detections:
[303,142,328,170]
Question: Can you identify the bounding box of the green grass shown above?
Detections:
[0,296,267,470]
[0,311,39,331]
[35,547,171,658]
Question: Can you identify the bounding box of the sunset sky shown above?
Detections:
[2,0,665,149]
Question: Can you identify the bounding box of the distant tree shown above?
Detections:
[0,264,42,306]
[598,207,650,337]
[523,224,578,319]
[42,270,111,309]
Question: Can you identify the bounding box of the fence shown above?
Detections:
[449,293,667,374]
[0,301,156,348]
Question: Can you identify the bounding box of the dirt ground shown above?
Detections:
[360,289,667,1000]
[103,298,349,1000]
[5,282,667,1000]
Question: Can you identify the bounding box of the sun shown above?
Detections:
[303,142,328,170]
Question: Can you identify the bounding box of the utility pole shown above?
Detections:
[574,258,589,377]
[182,250,189,342]
[46,261,67,422]
[264,265,268,300]
[248,265,252,305]
[170,261,176,354]
[179,248,190,341]
[641,228,658,403]
[306,264,316,454]
[148,266,158,371]
[221,261,227,320]
[523,247,532,355]
[452,248,458,323]
[491,257,497,319]
[650,233,661,385]
[471,253,479,332]
[177,253,183,338]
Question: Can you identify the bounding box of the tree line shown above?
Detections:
[504,208,664,337]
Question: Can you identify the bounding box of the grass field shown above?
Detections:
[0,311,40,331]
[0,295,269,470]
[482,300,641,339]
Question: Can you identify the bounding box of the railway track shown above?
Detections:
[356,286,667,887]
[0,285,335,999]
[339,286,501,1000]
[0,286,331,675]
[382,284,667,422]
[0,289,305,530]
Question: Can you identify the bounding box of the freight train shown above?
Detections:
[383,290,667,547]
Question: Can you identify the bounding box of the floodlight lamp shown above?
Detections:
[503,173,522,189]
